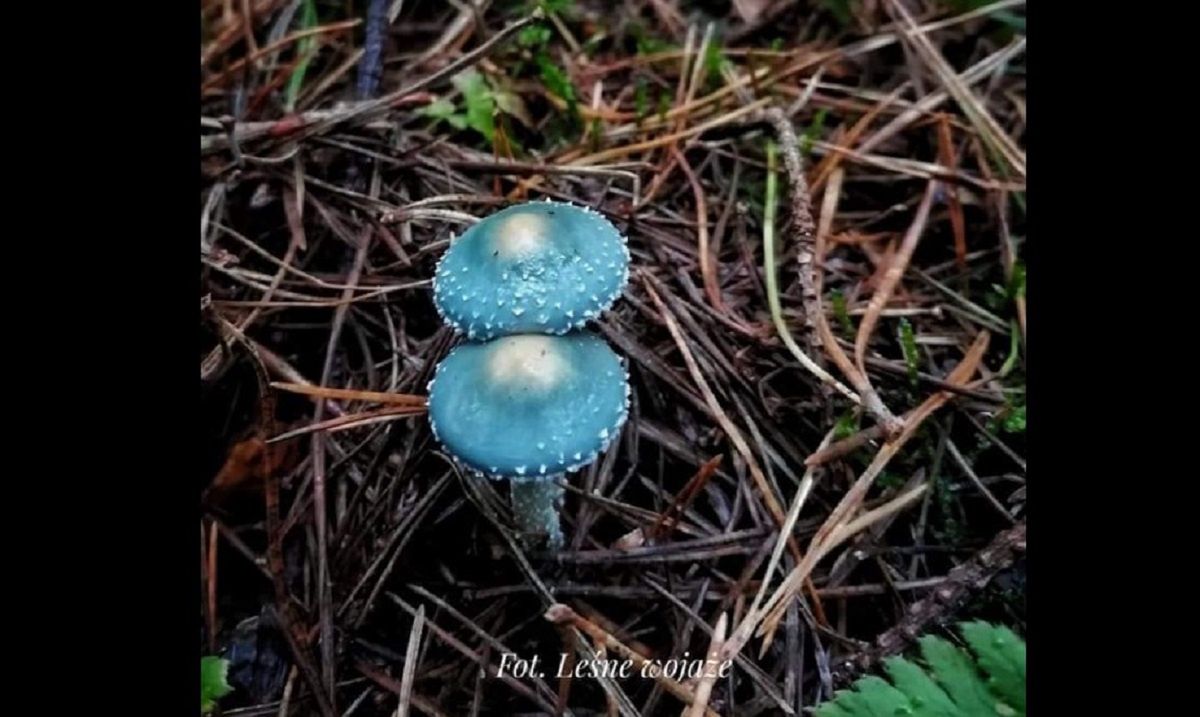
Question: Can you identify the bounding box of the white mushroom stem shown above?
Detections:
[510,479,565,549]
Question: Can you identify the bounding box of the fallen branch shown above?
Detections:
[764,139,861,404]
[831,520,1026,686]
[763,107,821,358]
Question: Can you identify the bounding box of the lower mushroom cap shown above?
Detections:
[427,332,629,480]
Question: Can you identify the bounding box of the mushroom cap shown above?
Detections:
[427,332,629,480]
[432,200,630,341]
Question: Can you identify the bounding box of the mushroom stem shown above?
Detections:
[510,479,565,549]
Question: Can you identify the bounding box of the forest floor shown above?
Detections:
[200,1,1027,715]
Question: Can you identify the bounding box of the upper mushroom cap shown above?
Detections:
[432,200,630,340]
[427,332,629,480]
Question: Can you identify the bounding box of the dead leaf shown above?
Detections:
[492,85,535,128]
[206,431,302,502]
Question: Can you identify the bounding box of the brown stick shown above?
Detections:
[763,107,821,358]
[831,520,1026,685]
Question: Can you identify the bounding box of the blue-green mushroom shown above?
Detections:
[432,200,630,341]
[427,332,630,547]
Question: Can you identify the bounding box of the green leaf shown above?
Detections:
[1002,403,1026,434]
[1007,262,1026,302]
[201,656,233,714]
[833,410,860,440]
[537,53,576,105]
[419,99,468,130]
[814,701,854,717]
[452,69,496,143]
[818,689,871,717]
[656,89,671,122]
[877,472,904,490]
[588,116,603,151]
[518,23,552,49]
[811,700,859,717]
[634,76,649,122]
[703,42,727,86]
[999,320,1021,377]
[801,108,828,158]
[421,98,457,118]
[816,622,1026,717]
[919,635,997,717]
[535,0,573,13]
[852,675,914,716]
[638,37,673,55]
[883,656,959,717]
[537,52,580,131]
[960,621,1026,714]
[830,290,853,337]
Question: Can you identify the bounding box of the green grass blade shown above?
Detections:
[284,0,318,112]
[899,317,919,386]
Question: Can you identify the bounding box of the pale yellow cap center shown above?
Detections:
[492,212,549,259]
[486,335,570,390]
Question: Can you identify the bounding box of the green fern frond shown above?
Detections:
[815,621,1025,717]
[201,655,233,714]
